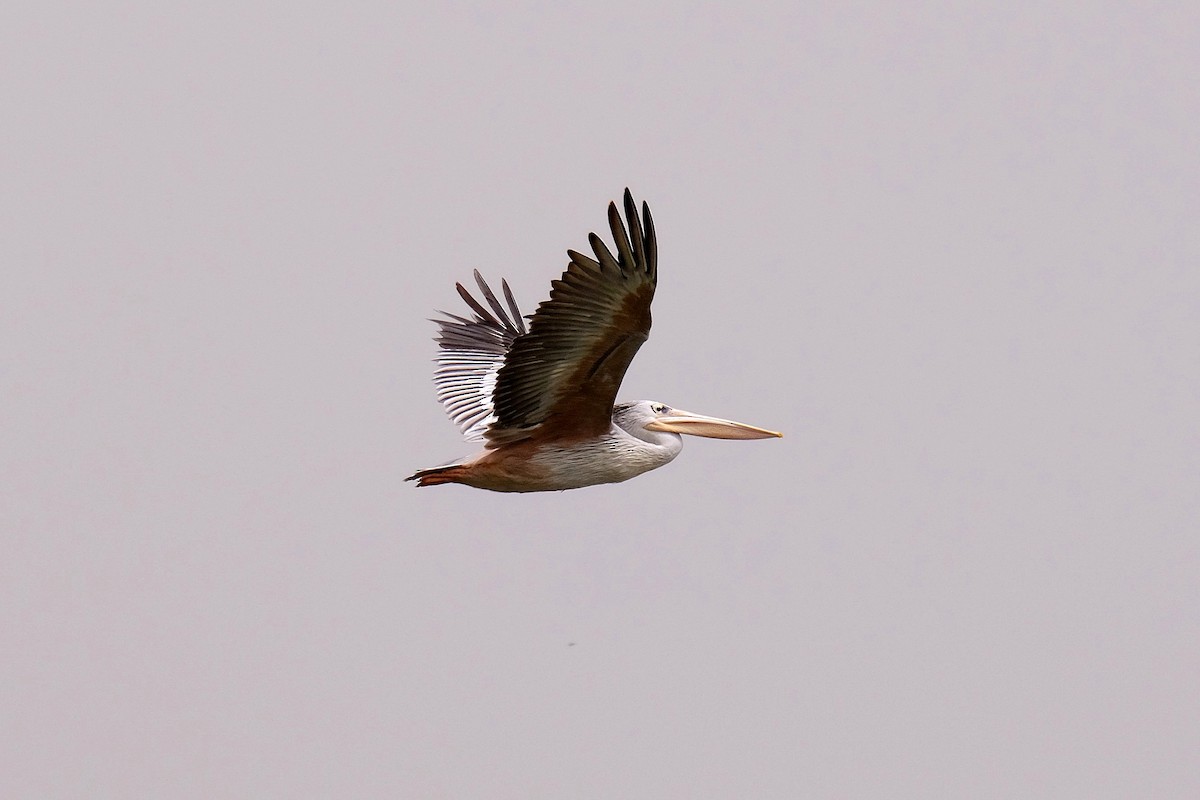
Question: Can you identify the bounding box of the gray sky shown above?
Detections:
[3,2,1198,797]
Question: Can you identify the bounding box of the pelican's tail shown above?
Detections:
[406,463,469,487]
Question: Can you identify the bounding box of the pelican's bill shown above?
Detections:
[644,409,782,440]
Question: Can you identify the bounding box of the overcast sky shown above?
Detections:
[3,2,1198,797]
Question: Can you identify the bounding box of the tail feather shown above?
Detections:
[406,464,469,487]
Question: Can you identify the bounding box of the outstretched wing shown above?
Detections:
[431,270,526,441]
[486,189,658,445]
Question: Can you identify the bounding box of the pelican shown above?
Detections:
[407,189,781,492]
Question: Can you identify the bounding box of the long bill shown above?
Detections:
[644,409,782,440]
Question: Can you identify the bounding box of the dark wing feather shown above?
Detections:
[487,189,657,445]
[432,271,525,441]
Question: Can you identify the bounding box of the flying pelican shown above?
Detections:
[407,189,781,492]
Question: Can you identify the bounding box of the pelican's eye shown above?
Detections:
[651,403,667,414]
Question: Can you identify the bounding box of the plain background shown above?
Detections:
[3,2,1197,797]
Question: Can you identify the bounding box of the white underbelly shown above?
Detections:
[527,439,674,490]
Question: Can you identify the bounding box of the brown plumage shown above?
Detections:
[485,190,657,445]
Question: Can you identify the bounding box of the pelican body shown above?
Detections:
[407,190,780,492]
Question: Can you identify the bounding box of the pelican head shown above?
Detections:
[615,401,782,442]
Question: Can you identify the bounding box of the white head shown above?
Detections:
[613,400,783,445]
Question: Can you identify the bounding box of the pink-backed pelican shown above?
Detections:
[407,189,781,492]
